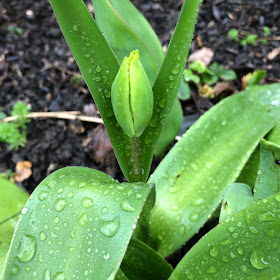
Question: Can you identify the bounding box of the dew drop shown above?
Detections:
[17,234,37,263]
[39,191,48,201]
[44,269,51,280]
[209,245,220,257]
[179,224,186,235]
[78,213,89,228]
[103,252,110,260]
[54,272,66,280]
[55,198,67,212]
[40,231,47,241]
[121,200,136,212]
[250,250,269,270]
[10,264,19,276]
[100,216,120,237]
[102,207,109,214]
[189,212,199,222]
[207,265,217,274]
[82,197,93,208]
[73,24,78,32]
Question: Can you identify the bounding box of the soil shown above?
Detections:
[0,0,279,265]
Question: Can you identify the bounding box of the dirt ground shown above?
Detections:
[0,0,279,193]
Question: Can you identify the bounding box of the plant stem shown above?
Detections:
[130,137,142,182]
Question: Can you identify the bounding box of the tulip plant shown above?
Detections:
[1,0,280,279]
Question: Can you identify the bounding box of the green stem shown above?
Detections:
[130,137,142,182]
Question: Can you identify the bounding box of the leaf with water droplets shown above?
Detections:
[254,138,280,200]
[169,193,280,279]
[219,183,253,223]
[2,167,153,280]
[149,84,280,257]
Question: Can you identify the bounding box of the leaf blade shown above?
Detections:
[169,193,280,279]
[149,84,280,257]
[2,167,153,279]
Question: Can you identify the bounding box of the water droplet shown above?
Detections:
[17,234,36,263]
[121,200,135,212]
[250,250,269,270]
[179,224,186,235]
[171,65,180,74]
[67,192,74,199]
[240,264,249,274]
[96,65,101,72]
[10,264,19,276]
[209,245,220,257]
[103,252,110,260]
[21,207,28,215]
[54,272,66,280]
[25,266,31,272]
[55,198,67,212]
[100,216,120,237]
[104,89,111,98]
[189,213,199,222]
[44,269,51,280]
[39,191,48,201]
[102,207,109,214]
[258,211,276,222]
[169,205,179,211]
[40,231,47,241]
[82,197,93,208]
[207,265,217,274]
[54,216,60,224]
[73,24,78,32]
[237,244,244,255]
[136,193,142,200]
[78,213,89,228]
[275,193,280,202]
[249,225,259,234]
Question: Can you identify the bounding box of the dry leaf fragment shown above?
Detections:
[15,161,32,182]
[268,47,280,61]
[188,47,214,66]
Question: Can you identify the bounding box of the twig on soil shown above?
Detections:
[0,111,104,124]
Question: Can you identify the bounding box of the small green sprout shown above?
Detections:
[228,29,239,42]
[0,101,31,150]
[7,26,24,37]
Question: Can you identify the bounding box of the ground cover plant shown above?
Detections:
[1,0,280,279]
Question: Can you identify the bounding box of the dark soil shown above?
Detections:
[0,0,279,268]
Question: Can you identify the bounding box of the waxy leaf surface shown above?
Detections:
[254,139,280,200]
[149,84,280,257]
[2,167,152,280]
[219,183,253,223]
[169,193,280,279]
[121,239,173,280]
[0,177,28,243]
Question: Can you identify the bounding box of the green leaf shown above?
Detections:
[202,73,218,85]
[189,60,211,74]
[92,0,184,162]
[0,242,10,277]
[183,69,200,85]
[253,139,280,201]
[219,183,253,223]
[243,70,266,88]
[237,121,280,188]
[245,34,258,46]
[140,0,201,181]
[2,167,153,279]
[149,84,280,257]
[121,239,173,280]
[228,28,239,41]
[154,99,183,157]
[0,177,29,243]
[91,0,164,84]
[177,79,191,101]
[49,0,140,181]
[209,63,236,81]
[169,192,280,279]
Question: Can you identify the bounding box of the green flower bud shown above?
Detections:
[111,49,153,137]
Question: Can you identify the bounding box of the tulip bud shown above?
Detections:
[111,50,153,137]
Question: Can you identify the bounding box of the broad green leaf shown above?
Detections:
[0,177,28,243]
[2,167,153,280]
[49,0,141,181]
[140,0,201,181]
[237,121,280,187]
[154,99,183,157]
[202,73,218,85]
[177,79,191,101]
[149,84,280,257]
[0,242,10,278]
[115,270,129,280]
[92,0,183,161]
[91,0,164,84]
[189,61,211,74]
[184,69,200,85]
[209,63,236,81]
[254,139,280,201]
[169,193,280,279]
[219,183,253,223]
[121,239,173,280]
